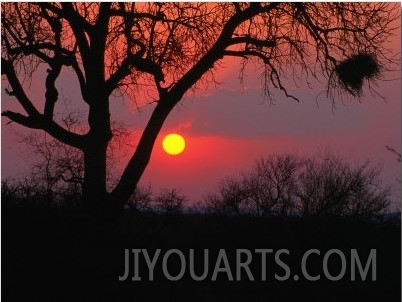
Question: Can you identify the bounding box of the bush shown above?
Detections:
[126,185,153,211]
[155,188,185,215]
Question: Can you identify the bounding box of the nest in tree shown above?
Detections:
[335,53,380,95]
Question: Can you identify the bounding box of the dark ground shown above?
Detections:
[2,203,401,302]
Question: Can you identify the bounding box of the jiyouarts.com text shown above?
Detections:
[118,248,376,282]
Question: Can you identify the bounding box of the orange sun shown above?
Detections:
[162,133,186,155]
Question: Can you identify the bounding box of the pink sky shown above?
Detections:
[138,69,401,208]
[1,17,401,210]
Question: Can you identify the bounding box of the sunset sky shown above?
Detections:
[1,6,401,210]
[139,57,401,209]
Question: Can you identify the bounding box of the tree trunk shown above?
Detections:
[111,99,177,209]
[81,89,112,209]
[82,145,108,207]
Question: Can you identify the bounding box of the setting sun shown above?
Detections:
[162,134,186,155]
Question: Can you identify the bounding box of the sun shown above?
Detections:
[162,133,186,155]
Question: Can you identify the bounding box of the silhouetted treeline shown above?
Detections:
[1,178,186,215]
[2,153,394,218]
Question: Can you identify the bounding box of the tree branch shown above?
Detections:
[38,2,93,34]
[70,54,89,103]
[223,49,300,102]
[7,43,73,59]
[60,3,91,72]
[2,58,86,148]
[105,4,164,95]
[108,9,165,22]
[224,50,269,63]
[44,65,62,120]
[105,53,164,96]
[169,2,280,100]
[1,58,41,117]
[2,110,87,150]
[44,14,63,120]
[1,111,40,128]
[41,119,85,149]
[2,110,86,149]
[229,36,276,48]
[108,2,280,103]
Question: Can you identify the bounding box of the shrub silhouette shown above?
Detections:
[126,185,153,212]
[155,188,185,215]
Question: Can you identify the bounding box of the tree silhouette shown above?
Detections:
[1,3,399,210]
[203,153,390,217]
[126,185,153,212]
[296,154,390,216]
[155,188,185,215]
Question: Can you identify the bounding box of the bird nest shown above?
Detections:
[335,53,380,95]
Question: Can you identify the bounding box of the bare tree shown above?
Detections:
[204,153,391,217]
[295,154,390,216]
[203,155,302,216]
[214,176,243,215]
[2,3,399,210]
[18,129,84,202]
[155,188,185,215]
[251,155,302,216]
[201,192,232,216]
